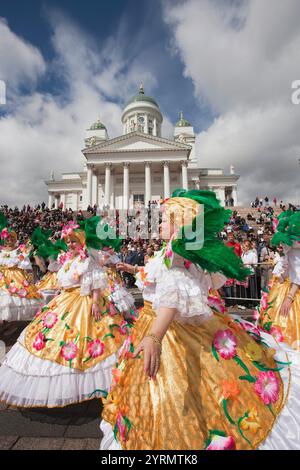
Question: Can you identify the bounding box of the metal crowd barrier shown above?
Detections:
[222,262,274,307]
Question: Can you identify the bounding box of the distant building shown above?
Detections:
[46,83,239,209]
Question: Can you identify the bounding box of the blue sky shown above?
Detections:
[0,0,213,133]
[1,0,300,205]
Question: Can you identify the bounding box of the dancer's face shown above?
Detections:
[160,207,176,241]
[65,236,81,252]
[4,234,17,249]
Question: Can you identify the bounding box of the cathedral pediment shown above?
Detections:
[82,131,191,155]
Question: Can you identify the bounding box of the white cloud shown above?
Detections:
[0,11,160,206]
[164,0,300,203]
[0,17,46,90]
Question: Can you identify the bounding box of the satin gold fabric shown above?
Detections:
[25,287,128,371]
[0,266,40,299]
[260,277,300,351]
[103,303,285,450]
[106,266,123,287]
[36,271,59,291]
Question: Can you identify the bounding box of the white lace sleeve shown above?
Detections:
[288,248,300,286]
[273,255,288,281]
[153,268,213,324]
[18,255,32,271]
[135,251,167,290]
[80,251,108,295]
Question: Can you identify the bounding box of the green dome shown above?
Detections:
[126,82,159,108]
[176,111,191,127]
[89,118,106,131]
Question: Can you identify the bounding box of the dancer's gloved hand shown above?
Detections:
[92,302,102,321]
[133,337,161,380]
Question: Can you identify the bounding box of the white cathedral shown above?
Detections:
[46,84,239,210]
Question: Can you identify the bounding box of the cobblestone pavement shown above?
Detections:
[0,322,102,450]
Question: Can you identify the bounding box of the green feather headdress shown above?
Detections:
[271,210,300,247]
[0,211,15,245]
[77,216,122,252]
[166,189,251,281]
[30,227,53,250]
[36,238,68,261]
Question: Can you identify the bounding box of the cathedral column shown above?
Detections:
[60,193,66,209]
[48,193,54,209]
[54,195,59,209]
[87,164,93,207]
[92,171,98,206]
[104,163,112,207]
[145,162,152,207]
[110,170,115,209]
[163,161,170,199]
[123,163,130,210]
[153,118,157,136]
[232,186,238,206]
[181,160,188,190]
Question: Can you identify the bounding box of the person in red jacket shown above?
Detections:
[226,231,242,257]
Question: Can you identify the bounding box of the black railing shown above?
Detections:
[221,262,274,308]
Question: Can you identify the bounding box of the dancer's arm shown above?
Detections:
[116,262,138,275]
[91,288,103,321]
[280,283,299,317]
[134,307,177,379]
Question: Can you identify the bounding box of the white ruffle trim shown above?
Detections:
[136,252,167,290]
[100,420,122,450]
[0,291,42,322]
[0,331,117,407]
[258,332,300,450]
[153,269,213,323]
[80,269,108,296]
[109,286,135,313]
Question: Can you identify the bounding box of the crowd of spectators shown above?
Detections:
[1,196,299,304]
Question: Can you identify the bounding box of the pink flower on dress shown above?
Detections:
[206,433,236,450]
[0,228,9,240]
[18,288,28,298]
[116,411,130,443]
[119,320,128,336]
[88,339,105,358]
[252,309,260,322]
[260,293,268,311]
[8,284,18,295]
[239,319,261,338]
[165,247,173,258]
[18,244,27,253]
[108,303,118,317]
[207,295,225,314]
[61,221,79,238]
[42,311,58,329]
[213,329,237,359]
[33,332,46,351]
[22,280,29,288]
[254,371,280,405]
[60,342,78,361]
[270,326,284,343]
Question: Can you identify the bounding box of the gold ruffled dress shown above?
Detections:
[0,249,135,407]
[0,246,42,322]
[100,249,298,450]
[258,245,300,351]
